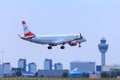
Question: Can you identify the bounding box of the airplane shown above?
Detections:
[69,68,83,77]
[69,68,91,77]
[19,21,86,49]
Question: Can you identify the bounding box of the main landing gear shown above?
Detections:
[60,45,65,49]
[47,45,65,49]
[48,46,52,49]
[79,44,81,47]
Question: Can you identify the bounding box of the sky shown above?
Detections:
[0,0,120,70]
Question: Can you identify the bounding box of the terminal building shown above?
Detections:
[102,66,120,72]
[70,61,95,73]
[37,70,69,77]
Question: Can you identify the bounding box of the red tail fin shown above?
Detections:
[22,21,35,37]
[24,31,35,37]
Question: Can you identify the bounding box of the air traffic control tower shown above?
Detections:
[98,37,109,67]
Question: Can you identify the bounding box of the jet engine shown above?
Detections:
[69,41,77,46]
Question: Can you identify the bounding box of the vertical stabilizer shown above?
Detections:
[22,21,35,38]
[80,33,83,39]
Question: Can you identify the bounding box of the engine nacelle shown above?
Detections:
[69,41,77,46]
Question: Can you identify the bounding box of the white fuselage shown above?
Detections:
[23,34,86,46]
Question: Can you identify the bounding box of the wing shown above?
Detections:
[51,39,66,45]
[51,38,75,45]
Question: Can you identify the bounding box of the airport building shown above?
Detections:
[0,65,3,77]
[54,63,63,70]
[3,63,11,75]
[37,70,69,77]
[28,62,37,73]
[44,59,52,70]
[102,66,120,71]
[70,61,95,73]
[18,59,26,72]
[96,65,102,72]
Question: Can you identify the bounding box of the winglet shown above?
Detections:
[80,33,83,39]
[18,34,22,39]
[22,21,26,24]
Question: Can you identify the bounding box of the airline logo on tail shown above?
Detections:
[19,21,86,49]
[22,21,35,38]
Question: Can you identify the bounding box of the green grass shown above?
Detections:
[0,78,118,80]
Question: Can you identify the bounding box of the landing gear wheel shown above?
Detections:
[48,46,52,49]
[79,44,81,47]
[60,46,65,49]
